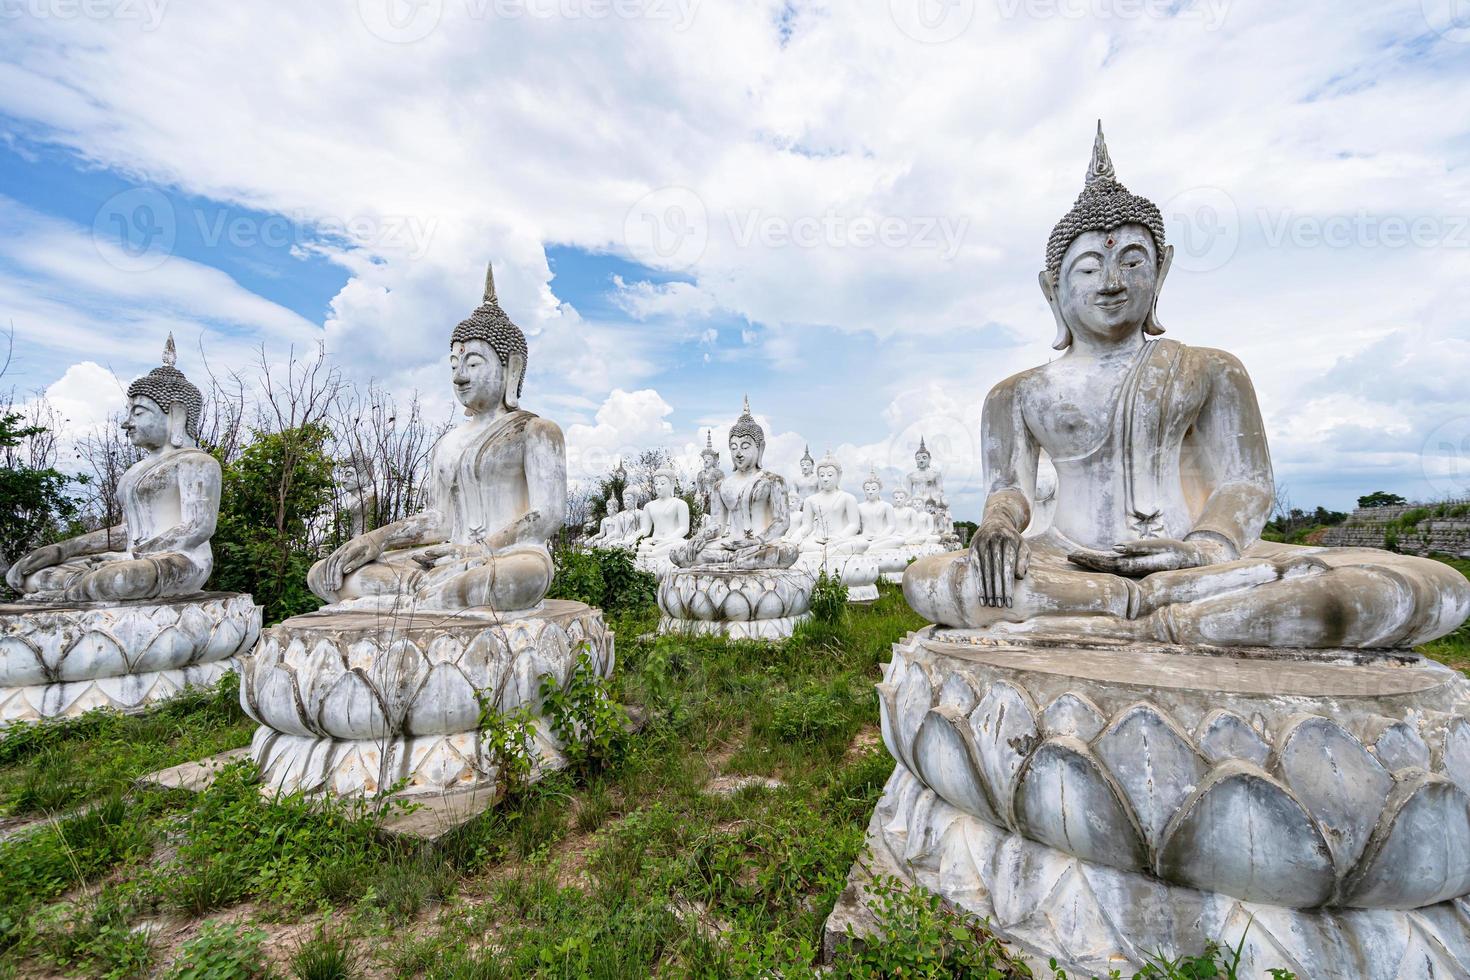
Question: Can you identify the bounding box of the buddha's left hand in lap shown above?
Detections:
[1069,536,1234,577]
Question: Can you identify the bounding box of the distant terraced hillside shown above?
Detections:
[1321,500,1470,557]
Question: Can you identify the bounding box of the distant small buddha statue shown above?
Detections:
[792,445,819,499]
[610,487,645,548]
[782,488,810,542]
[337,448,378,540]
[694,431,724,527]
[308,264,566,613]
[858,468,907,552]
[904,127,1470,648]
[890,489,918,540]
[6,336,220,602]
[905,437,945,506]
[585,493,623,547]
[670,398,798,570]
[635,468,690,561]
[792,451,867,556]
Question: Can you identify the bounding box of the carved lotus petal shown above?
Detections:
[1343,772,1470,909]
[1371,720,1430,772]
[317,669,390,739]
[406,736,479,790]
[913,706,1001,827]
[462,629,510,698]
[754,587,788,619]
[1014,735,1147,872]
[1158,760,1334,907]
[298,640,349,723]
[370,640,429,725]
[968,680,1039,828]
[203,613,246,662]
[1095,703,1206,853]
[876,682,907,770]
[280,635,311,670]
[894,663,936,770]
[936,673,979,715]
[1196,709,1270,767]
[706,578,730,611]
[1277,715,1391,876]
[251,666,313,735]
[0,636,47,686]
[424,632,465,667]
[723,590,752,621]
[176,603,213,646]
[134,626,196,674]
[901,787,952,869]
[327,742,381,796]
[62,630,128,681]
[1445,720,1470,799]
[687,587,716,621]
[404,664,480,736]
[1041,693,1105,742]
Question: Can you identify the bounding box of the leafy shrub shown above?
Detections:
[540,649,626,771]
[166,921,273,979]
[810,570,849,625]
[290,925,361,979]
[835,874,1020,978]
[549,546,657,617]
[547,547,604,607]
[765,681,853,746]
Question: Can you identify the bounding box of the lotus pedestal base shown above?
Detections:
[797,553,880,603]
[658,568,812,641]
[239,599,614,798]
[0,593,260,725]
[824,627,1470,978]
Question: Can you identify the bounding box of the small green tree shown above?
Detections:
[1358,490,1407,509]
[208,423,335,623]
[0,411,76,583]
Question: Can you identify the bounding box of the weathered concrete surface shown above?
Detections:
[136,747,252,792]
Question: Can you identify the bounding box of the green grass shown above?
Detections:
[1420,555,1470,672]
[0,584,1302,978]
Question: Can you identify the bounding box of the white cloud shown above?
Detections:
[565,387,676,482]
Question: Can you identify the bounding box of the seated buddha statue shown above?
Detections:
[890,489,918,541]
[792,445,819,499]
[6,337,220,603]
[905,437,945,506]
[791,451,868,555]
[782,488,810,543]
[635,468,690,560]
[670,398,798,570]
[694,432,724,528]
[584,493,622,547]
[905,127,1470,649]
[857,467,907,552]
[309,264,566,613]
[611,487,646,548]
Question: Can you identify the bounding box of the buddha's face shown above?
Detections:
[607,496,621,515]
[702,453,719,473]
[915,451,931,470]
[800,459,814,476]
[622,489,638,510]
[121,396,169,450]
[1057,223,1158,345]
[893,490,910,509]
[817,464,839,492]
[863,481,881,501]
[450,340,505,414]
[653,475,673,499]
[730,435,761,473]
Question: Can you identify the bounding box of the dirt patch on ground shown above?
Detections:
[844,725,882,763]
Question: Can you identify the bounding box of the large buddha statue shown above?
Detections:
[792,451,867,556]
[670,398,797,570]
[904,437,945,506]
[6,337,219,602]
[308,264,566,613]
[792,445,819,499]
[904,128,1470,649]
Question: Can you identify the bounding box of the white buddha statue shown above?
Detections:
[635,468,690,562]
[792,445,819,499]
[857,467,907,552]
[585,493,621,547]
[782,487,810,543]
[904,436,945,506]
[793,451,867,556]
[694,432,723,527]
[890,488,918,541]
[308,264,566,613]
[6,336,220,602]
[611,487,645,548]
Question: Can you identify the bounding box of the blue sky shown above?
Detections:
[3,0,1470,517]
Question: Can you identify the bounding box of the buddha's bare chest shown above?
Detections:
[432,427,524,490]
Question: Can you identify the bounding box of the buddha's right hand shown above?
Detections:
[5,543,66,591]
[968,517,1029,609]
[321,535,382,593]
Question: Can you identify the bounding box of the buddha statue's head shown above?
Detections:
[339,448,375,495]
[1041,124,1173,351]
[728,395,765,473]
[816,450,841,492]
[700,431,721,472]
[800,445,815,476]
[124,334,203,451]
[451,263,528,416]
[893,488,911,509]
[622,487,641,510]
[862,466,883,502]
[606,494,621,515]
[915,436,931,470]
[653,468,677,500]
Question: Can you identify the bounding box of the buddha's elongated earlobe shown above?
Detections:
[1039,270,1071,351]
[169,402,188,447]
[1144,244,1173,337]
[504,354,525,410]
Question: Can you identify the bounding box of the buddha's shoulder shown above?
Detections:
[988,362,1051,402]
[1171,342,1253,381]
[517,412,565,443]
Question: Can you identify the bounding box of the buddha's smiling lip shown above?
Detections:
[1094,298,1128,313]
